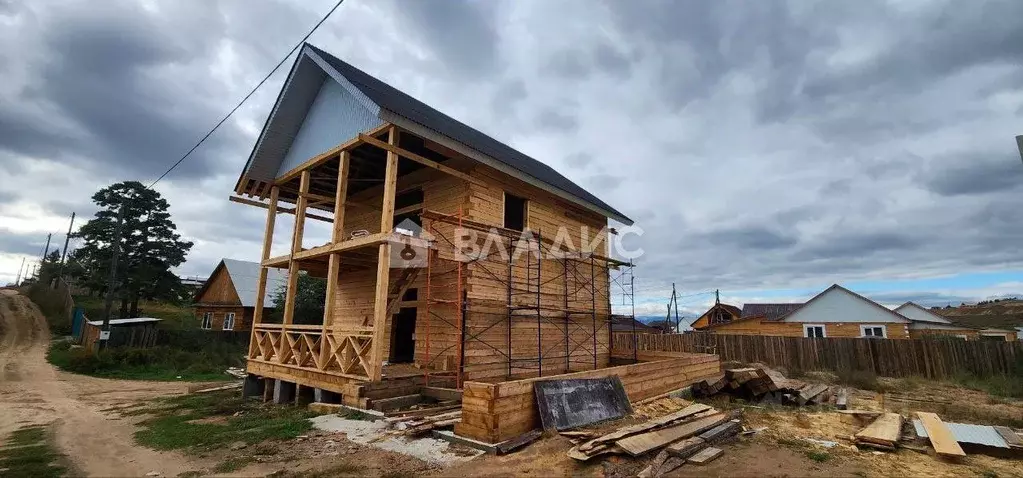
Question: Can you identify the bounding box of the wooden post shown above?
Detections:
[283,171,311,327]
[320,152,349,367]
[369,126,399,381]
[250,186,279,359]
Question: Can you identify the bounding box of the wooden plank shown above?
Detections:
[496,429,542,455]
[228,195,334,222]
[616,413,728,456]
[359,133,485,186]
[569,404,712,459]
[665,436,707,459]
[797,384,829,406]
[854,412,902,447]
[916,412,966,458]
[687,446,722,465]
[993,426,1023,449]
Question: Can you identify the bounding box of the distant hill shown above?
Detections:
[934,299,1023,329]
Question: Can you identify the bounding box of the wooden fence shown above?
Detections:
[612,332,1023,379]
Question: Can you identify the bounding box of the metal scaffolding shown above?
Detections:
[417,210,638,384]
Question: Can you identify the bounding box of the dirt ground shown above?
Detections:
[0,289,216,477]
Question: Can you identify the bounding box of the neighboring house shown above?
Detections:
[697,284,911,339]
[690,303,741,329]
[612,316,663,334]
[894,302,980,340]
[193,259,287,332]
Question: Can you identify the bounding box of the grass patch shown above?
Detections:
[805,450,831,463]
[213,456,255,473]
[952,373,1023,399]
[47,340,241,382]
[339,409,372,421]
[133,390,315,452]
[0,425,70,478]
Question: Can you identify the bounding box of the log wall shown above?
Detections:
[454,352,721,443]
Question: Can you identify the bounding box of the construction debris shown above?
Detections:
[387,408,463,436]
[915,412,966,458]
[687,446,723,465]
[567,403,742,464]
[224,367,247,379]
[496,429,542,455]
[854,412,902,450]
[692,366,834,407]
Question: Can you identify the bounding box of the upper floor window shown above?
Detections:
[504,192,527,231]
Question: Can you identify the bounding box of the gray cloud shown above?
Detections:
[2,0,1023,306]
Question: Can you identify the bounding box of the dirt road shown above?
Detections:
[0,289,208,477]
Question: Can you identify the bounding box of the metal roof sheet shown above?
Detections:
[913,420,1010,448]
[222,258,288,308]
[86,317,162,326]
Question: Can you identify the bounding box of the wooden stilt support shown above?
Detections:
[320,152,349,366]
[283,171,310,328]
[369,127,399,381]
[249,186,279,359]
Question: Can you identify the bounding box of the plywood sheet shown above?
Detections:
[854,412,902,447]
[917,412,965,458]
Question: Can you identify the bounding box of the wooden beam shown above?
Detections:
[283,171,310,326]
[253,187,279,326]
[393,203,424,217]
[369,126,400,381]
[276,123,391,185]
[320,152,349,366]
[229,196,333,223]
[358,133,485,186]
[250,186,279,359]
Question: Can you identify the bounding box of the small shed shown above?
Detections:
[81,317,162,350]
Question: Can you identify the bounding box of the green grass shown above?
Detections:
[952,373,1023,399]
[805,450,831,463]
[213,456,255,473]
[133,390,315,452]
[0,425,71,478]
[47,340,241,382]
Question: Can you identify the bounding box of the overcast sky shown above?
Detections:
[2,0,1022,319]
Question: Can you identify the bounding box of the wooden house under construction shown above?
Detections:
[231,43,721,443]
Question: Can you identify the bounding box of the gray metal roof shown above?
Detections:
[741,303,804,321]
[221,259,288,308]
[240,43,632,225]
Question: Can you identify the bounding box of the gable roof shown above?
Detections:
[777,284,910,323]
[195,259,288,308]
[894,302,953,324]
[741,303,803,321]
[239,43,632,225]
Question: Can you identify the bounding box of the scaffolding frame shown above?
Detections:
[417,210,638,385]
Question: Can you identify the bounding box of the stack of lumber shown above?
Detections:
[853,412,902,451]
[385,408,462,436]
[692,367,835,407]
[568,403,741,462]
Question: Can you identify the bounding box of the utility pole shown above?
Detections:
[41,233,52,263]
[100,202,127,351]
[1016,135,1022,164]
[672,283,680,332]
[15,258,25,285]
[58,212,76,279]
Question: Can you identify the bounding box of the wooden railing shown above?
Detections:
[249,324,373,380]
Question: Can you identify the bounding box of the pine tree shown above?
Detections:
[73,181,193,318]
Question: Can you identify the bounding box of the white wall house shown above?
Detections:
[778,285,911,338]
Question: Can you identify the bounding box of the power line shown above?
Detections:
[146,0,346,188]
[13,1,347,281]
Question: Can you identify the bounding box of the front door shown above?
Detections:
[390,307,417,363]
